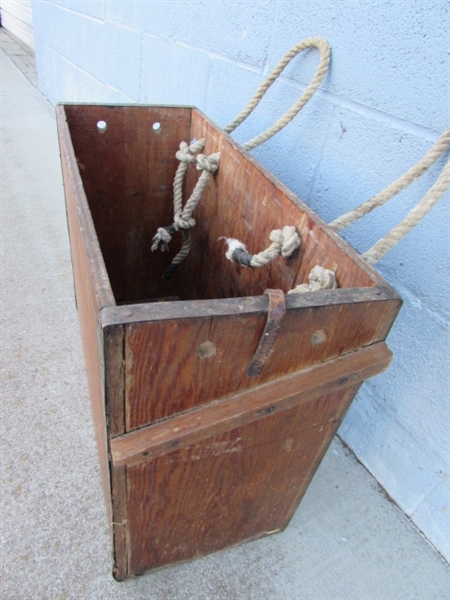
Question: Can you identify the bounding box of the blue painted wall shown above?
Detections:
[32,0,449,560]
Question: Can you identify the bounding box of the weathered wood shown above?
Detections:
[121,293,400,430]
[125,383,363,573]
[57,106,115,527]
[57,104,402,579]
[111,342,392,467]
[62,104,191,304]
[104,324,125,437]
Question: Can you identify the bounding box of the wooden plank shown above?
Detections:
[120,291,399,430]
[56,106,115,525]
[104,324,125,437]
[100,285,401,326]
[124,315,215,428]
[124,383,362,574]
[56,106,115,308]
[111,466,129,581]
[111,342,392,467]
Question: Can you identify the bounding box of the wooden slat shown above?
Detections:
[56,106,115,525]
[111,342,392,467]
[111,466,129,581]
[100,285,401,327]
[104,324,125,437]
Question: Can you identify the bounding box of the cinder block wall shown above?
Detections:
[32,0,449,560]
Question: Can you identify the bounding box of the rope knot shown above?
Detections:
[196,152,220,173]
[174,211,196,230]
[267,226,301,257]
[223,225,301,268]
[288,265,337,294]
[175,141,198,164]
[308,265,337,290]
[280,225,301,257]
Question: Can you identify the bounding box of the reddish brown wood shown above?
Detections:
[57,106,115,528]
[122,292,400,430]
[111,342,392,468]
[63,104,191,304]
[57,104,402,580]
[110,465,129,581]
[125,384,362,574]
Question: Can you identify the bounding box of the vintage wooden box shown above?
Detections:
[56,104,401,580]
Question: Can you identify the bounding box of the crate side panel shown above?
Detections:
[175,111,377,302]
[59,123,113,523]
[125,384,359,575]
[64,105,192,304]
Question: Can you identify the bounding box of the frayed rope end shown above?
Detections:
[220,237,248,262]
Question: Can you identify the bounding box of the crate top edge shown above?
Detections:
[56,103,399,302]
[56,102,198,110]
[100,285,401,328]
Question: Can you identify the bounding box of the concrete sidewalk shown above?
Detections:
[1,31,449,599]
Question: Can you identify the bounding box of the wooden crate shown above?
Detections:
[56,104,401,580]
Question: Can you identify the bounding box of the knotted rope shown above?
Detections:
[223,226,301,267]
[151,139,220,279]
[152,35,447,278]
[287,265,337,294]
[152,37,331,278]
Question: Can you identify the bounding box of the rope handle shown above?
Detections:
[362,157,449,264]
[225,37,331,151]
[153,36,449,276]
[152,37,330,278]
[329,128,450,264]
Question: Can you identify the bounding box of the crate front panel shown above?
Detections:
[122,384,359,575]
[123,295,400,431]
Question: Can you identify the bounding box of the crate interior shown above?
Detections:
[63,104,377,305]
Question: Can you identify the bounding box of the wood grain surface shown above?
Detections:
[125,383,362,574]
[56,106,115,527]
[111,342,392,468]
[57,104,402,579]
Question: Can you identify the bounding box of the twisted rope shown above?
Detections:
[329,126,450,232]
[363,159,450,265]
[223,226,301,267]
[152,139,219,279]
[151,138,205,253]
[224,37,331,151]
[153,38,330,278]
